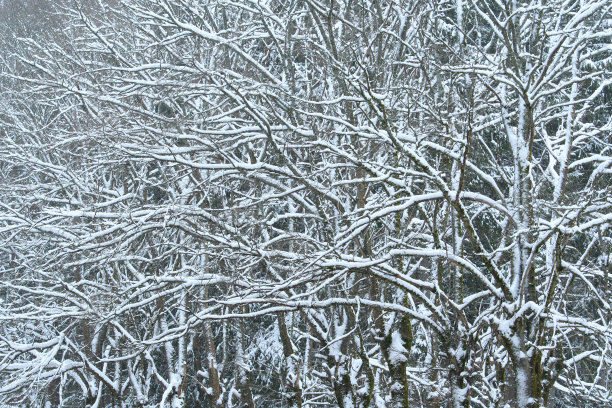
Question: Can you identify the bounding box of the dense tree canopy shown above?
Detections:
[0,0,611,407]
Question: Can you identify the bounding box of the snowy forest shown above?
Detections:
[0,0,611,407]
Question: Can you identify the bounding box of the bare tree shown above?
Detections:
[1,0,611,407]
